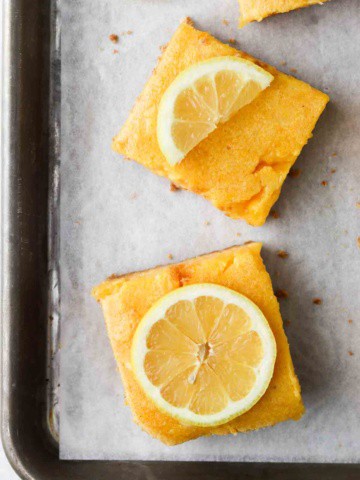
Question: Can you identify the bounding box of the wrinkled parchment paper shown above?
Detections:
[60,0,360,461]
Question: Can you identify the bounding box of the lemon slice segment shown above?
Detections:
[131,284,277,427]
[157,56,273,165]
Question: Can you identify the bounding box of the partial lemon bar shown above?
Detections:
[92,243,304,446]
[113,19,328,226]
[239,0,331,27]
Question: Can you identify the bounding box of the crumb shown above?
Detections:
[289,168,302,178]
[290,68,298,74]
[321,181,328,186]
[222,19,229,26]
[332,152,337,157]
[356,202,360,208]
[170,183,179,192]
[348,319,353,324]
[348,351,354,356]
[167,254,174,260]
[244,240,254,245]
[107,273,119,281]
[330,168,337,174]
[160,43,168,53]
[357,237,360,248]
[275,289,288,299]
[236,233,241,237]
[270,210,280,219]
[226,145,231,150]
[74,220,81,225]
[313,298,322,305]
[109,34,119,43]
[228,38,236,44]
[118,30,133,38]
[284,320,291,326]
[280,61,287,66]
[130,193,138,200]
[200,36,210,45]
[275,271,280,277]
[277,250,289,259]
[204,221,211,226]
[113,49,119,54]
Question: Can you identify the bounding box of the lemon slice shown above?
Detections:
[157,56,273,165]
[131,284,276,427]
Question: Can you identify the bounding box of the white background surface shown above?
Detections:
[0,447,18,479]
[60,0,360,463]
[0,445,18,479]
[1,2,21,479]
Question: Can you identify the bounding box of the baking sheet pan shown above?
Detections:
[1,0,360,478]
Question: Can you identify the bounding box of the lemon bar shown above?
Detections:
[93,243,304,445]
[239,0,330,27]
[113,20,328,226]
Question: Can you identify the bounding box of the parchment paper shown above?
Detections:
[60,0,360,462]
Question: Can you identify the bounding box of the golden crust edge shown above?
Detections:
[92,243,262,302]
[238,0,330,27]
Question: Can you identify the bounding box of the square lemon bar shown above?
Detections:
[113,19,328,226]
[239,0,331,27]
[93,243,304,445]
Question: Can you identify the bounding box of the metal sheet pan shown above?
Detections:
[1,0,359,478]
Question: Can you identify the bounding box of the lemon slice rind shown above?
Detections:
[157,56,274,166]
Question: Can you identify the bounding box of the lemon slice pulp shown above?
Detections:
[131,284,277,427]
[157,56,273,165]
